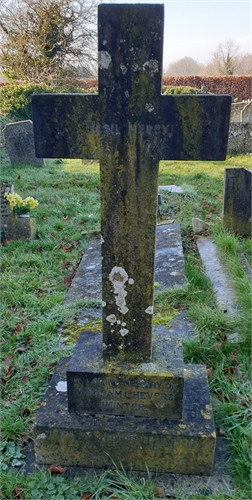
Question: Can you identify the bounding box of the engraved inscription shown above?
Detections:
[83,377,179,415]
[90,122,173,137]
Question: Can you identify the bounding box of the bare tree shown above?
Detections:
[204,39,240,75]
[164,57,203,76]
[0,0,99,84]
[234,53,252,75]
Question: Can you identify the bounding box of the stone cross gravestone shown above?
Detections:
[32,4,230,362]
[4,120,45,166]
[32,4,231,473]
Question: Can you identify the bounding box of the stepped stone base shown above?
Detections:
[34,333,216,475]
[67,331,184,419]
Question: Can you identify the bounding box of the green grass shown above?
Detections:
[0,136,251,499]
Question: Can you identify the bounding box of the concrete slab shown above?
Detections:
[196,237,239,315]
[66,223,186,303]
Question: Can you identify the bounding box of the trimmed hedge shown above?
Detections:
[78,76,251,101]
[162,76,251,102]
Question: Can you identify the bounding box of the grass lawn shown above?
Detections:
[0,137,251,499]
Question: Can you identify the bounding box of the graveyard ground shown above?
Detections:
[0,140,251,498]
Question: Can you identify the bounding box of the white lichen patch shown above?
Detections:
[98,51,111,69]
[128,278,134,285]
[109,266,129,314]
[36,433,46,440]
[120,63,127,74]
[106,314,117,324]
[145,103,154,112]
[122,322,126,327]
[120,328,129,336]
[101,236,104,243]
[143,59,158,76]
[102,301,106,307]
[56,381,67,392]
[116,320,121,324]
[145,306,153,315]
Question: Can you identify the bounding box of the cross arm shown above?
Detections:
[32,94,101,159]
[157,94,231,161]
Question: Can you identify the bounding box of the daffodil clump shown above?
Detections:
[4,192,38,215]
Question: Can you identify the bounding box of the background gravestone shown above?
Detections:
[4,120,45,166]
[223,168,251,236]
[0,183,14,239]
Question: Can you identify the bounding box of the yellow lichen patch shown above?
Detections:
[200,408,211,420]
[63,318,102,344]
[178,424,186,429]
[211,431,216,438]
[152,304,178,327]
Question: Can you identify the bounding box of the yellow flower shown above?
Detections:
[4,192,38,214]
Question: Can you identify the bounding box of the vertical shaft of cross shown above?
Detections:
[98,5,164,360]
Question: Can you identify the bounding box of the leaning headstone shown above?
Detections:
[0,183,14,239]
[32,4,231,474]
[3,120,45,166]
[223,168,251,236]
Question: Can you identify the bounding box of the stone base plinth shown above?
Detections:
[67,331,184,419]
[34,356,216,475]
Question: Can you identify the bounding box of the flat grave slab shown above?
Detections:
[66,223,185,303]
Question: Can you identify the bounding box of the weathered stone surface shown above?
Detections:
[34,357,215,474]
[0,183,13,239]
[67,331,184,419]
[65,224,186,303]
[192,217,210,234]
[10,215,36,240]
[227,123,252,155]
[3,120,45,166]
[223,168,251,236]
[32,4,230,361]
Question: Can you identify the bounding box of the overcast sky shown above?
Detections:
[111,0,251,71]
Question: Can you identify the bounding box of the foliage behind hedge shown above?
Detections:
[0,82,82,121]
[0,83,200,122]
